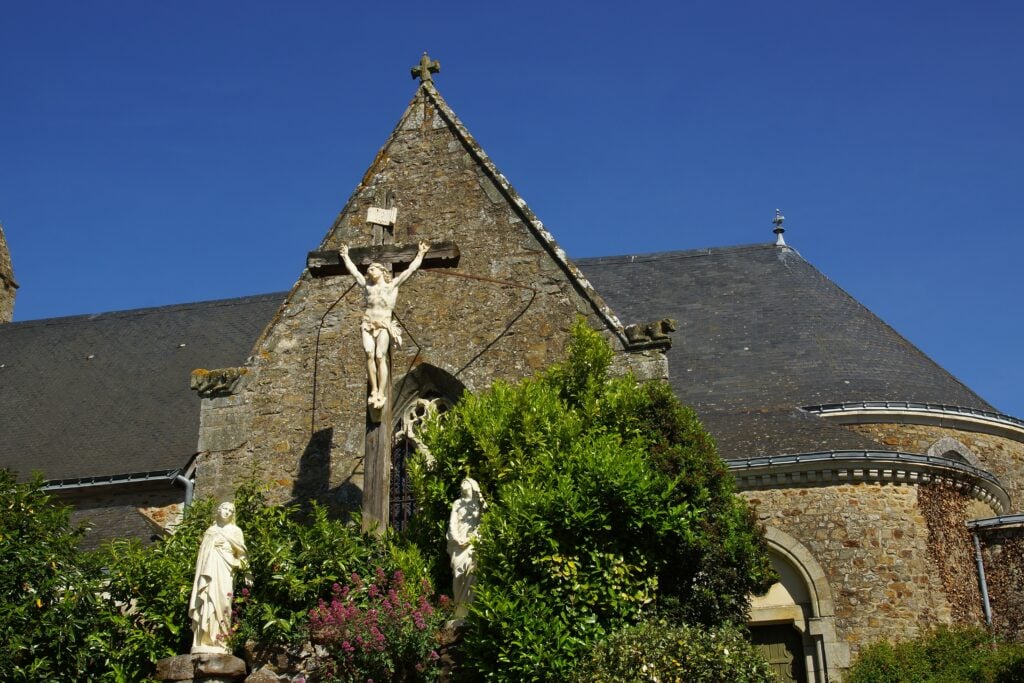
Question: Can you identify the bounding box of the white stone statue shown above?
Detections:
[339,241,430,409]
[447,478,485,620]
[189,502,249,654]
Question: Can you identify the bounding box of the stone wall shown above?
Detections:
[843,422,1024,512]
[0,224,16,323]
[0,279,13,323]
[609,348,667,383]
[742,482,985,657]
[194,86,662,507]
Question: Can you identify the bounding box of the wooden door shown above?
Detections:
[749,624,807,682]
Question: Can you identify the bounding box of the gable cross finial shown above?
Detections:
[411,52,441,84]
[772,208,786,246]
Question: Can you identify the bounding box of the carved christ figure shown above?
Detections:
[339,242,430,409]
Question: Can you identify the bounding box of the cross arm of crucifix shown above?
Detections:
[307,240,460,277]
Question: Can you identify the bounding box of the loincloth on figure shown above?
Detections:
[360,315,403,348]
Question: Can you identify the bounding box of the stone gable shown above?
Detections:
[193,83,665,508]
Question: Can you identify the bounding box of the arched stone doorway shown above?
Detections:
[749,527,849,682]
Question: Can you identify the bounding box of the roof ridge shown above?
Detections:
[3,291,288,328]
[577,242,790,265]
[5,242,800,327]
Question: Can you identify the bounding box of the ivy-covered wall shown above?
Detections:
[981,527,1024,641]
[917,483,984,625]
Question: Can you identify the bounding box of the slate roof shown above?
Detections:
[0,293,284,480]
[577,243,995,458]
[0,243,999,480]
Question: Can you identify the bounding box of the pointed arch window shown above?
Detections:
[389,393,453,530]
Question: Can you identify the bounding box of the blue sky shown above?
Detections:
[2,2,1022,417]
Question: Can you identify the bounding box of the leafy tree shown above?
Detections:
[0,470,106,680]
[408,321,775,681]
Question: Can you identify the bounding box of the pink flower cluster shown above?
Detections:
[309,569,447,681]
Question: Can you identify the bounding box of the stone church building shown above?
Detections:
[2,65,1022,682]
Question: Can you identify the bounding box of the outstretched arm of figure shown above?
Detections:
[392,241,430,287]
[339,245,366,287]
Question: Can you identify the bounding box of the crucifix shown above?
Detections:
[338,239,429,411]
[306,196,459,532]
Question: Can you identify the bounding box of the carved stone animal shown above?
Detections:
[624,318,677,344]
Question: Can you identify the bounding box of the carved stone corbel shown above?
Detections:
[190,367,249,398]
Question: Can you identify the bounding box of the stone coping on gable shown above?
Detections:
[728,450,1010,514]
[804,402,1024,443]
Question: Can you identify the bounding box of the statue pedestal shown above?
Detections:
[155,653,247,682]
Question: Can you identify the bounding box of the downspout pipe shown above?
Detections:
[972,532,992,626]
[174,473,195,509]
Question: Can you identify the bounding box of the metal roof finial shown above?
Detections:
[411,52,440,84]
[772,208,786,246]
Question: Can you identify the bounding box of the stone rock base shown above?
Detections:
[438,621,467,683]
[155,653,247,682]
[241,640,313,677]
[243,667,284,683]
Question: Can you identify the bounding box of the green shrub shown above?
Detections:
[409,321,774,681]
[848,626,1024,683]
[98,496,217,679]
[572,621,776,683]
[0,477,441,682]
[100,482,431,679]
[228,485,390,649]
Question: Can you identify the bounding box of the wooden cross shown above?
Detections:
[306,199,459,533]
[410,52,440,84]
[306,241,460,277]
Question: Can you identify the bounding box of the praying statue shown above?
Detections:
[189,502,249,654]
[447,478,485,620]
[339,241,430,409]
